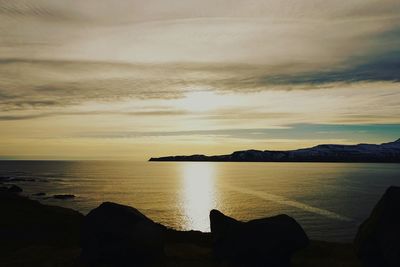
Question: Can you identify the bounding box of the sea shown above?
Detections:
[1,161,399,242]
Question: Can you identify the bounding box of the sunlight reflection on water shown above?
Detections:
[180,162,217,231]
[2,161,400,241]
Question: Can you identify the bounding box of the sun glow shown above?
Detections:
[175,91,229,112]
[180,162,217,231]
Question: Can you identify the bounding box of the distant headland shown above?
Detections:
[149,139,400,163]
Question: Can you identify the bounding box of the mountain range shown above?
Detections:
[149,139,400,163]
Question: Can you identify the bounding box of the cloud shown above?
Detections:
[260,53,400,85]
[2,1,400,63]
[198,110,294,121]
[75,123,400,143]
[0,109,188,121]
[0,1,400,127]
[1,51,399,113]
[2,1,400,24]
[1,1,400,160]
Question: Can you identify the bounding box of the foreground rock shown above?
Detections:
[81,202,166,266]
[354,186,400,267]
[210,209,309,266]
[0,192,83,266]
[0,191,361,267]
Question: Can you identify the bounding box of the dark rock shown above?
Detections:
[8,184,23,193]
[354,186,400,267]
[81,202,166,266]
[10,177,36,182]
[0,176,36,182]
[210,209,309,266]
[0,192,83,249]
[165,229,213,247]
[0,176,11,182]
[0,184,23,193]
[210,209,239,238]
[33,192,46,196]
[53,194,75,200]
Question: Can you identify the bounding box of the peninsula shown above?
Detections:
[149,139,400,163]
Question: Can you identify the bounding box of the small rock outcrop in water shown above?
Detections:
[81,202,166,266]
[0,184,23,193]
[354,186,400,267]
[8,185,23,193]
[0,176,35,182]
[53,194,75,200]
[209,209,309,266]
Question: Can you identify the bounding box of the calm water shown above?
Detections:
[1,161,399,242]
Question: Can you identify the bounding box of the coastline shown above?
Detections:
[0,191,361,267]
[149,139,400,163]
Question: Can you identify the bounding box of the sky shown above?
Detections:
[0,0,400,160]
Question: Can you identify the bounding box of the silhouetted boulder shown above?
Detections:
[209,209,309,266]
[53,194,75,200]
[354,186,400,267]
[0,191,83,247]
[210,209,239,238]
[81,202,166,266]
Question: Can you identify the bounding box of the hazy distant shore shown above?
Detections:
[150,139,400,163]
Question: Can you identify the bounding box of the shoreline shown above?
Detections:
[0,190,362,267]
[149,139,400,163]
